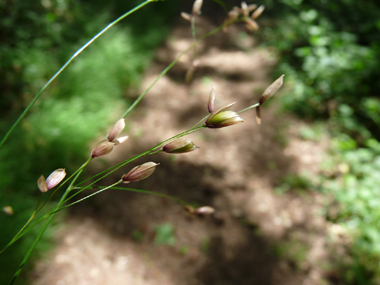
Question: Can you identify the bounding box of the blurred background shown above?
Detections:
[1,0,380,284]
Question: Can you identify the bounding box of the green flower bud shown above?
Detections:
[122,162,159,183]
[163,139,199,154]
[205,104,244,128]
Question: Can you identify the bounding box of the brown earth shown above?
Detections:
[30,17,341,285]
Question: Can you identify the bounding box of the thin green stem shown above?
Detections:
[190,16,197,63]
[10,168,84,284]
[36,157,92,213]
[121,18,236,118]
[111,186,188,205]
[60,185,187,215]
[67,126,206,203]
[10,183,189,244]
[237,103,260,114]
[56,181,122,213]
[0,0,153,149]
[192,114,211,128]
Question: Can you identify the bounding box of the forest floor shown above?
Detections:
[30,17,344,285]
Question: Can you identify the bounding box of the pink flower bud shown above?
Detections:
[37,168,66,192]
[122,162,159,183]
[91,140,115,158]
[45,168,66,190]
[108,118,125,142]
[208,88,215,113]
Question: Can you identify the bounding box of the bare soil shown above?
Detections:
[30,18,337,285]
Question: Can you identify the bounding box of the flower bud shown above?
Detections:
[208,88,215,113]
[192,0,203,15]
[163,138,199,154]
[38,168,66,192]
[256,75,284,125]
[91,140,115,158]
[122,162,159,183]
[241,1,249,17]
[3,206,14,215]
[181,12,191,21]
[227,10,239,21]
[245,18,259,31]
[259,75,285,106]
[247,4,258,12]
[46,168,66,190]
[205,103,244,129]
[195,206,215,215]
[251,5,265,20]
[108,118,125,142]
[37,175,48,193]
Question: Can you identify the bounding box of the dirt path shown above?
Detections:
[30,18,333,285]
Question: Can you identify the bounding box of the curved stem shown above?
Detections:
[0,0,153,149]
[67,126,206,202]
[57,181,122,212]
[121,18,236,118]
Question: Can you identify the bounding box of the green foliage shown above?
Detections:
[154,223,176,246]
[273,238,308,271]
[260,0,380,282]
[321,142,380,284]
[0,0,177,282]
[275,173,312,194]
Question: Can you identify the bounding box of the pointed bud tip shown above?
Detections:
[108,118,126,142]
[256,106,262,125]
[259,75,285,105]
[114,136,129,145]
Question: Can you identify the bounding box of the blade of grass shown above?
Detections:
[0,0,153,149]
